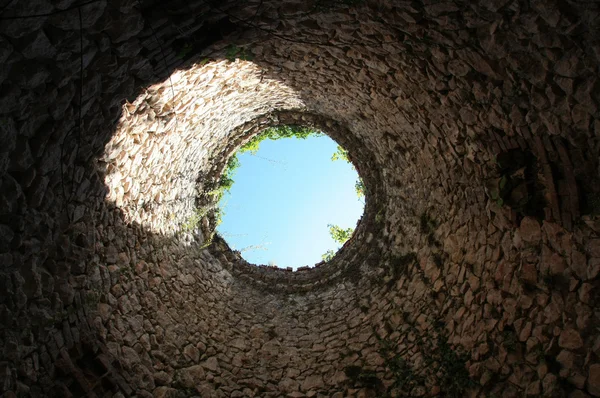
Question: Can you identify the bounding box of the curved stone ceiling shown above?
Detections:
[0,0,599,397]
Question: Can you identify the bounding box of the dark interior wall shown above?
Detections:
[1,0,600,397]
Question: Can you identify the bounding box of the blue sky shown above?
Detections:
[217,134,364,269]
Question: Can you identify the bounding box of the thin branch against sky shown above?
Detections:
[251,154,288,169]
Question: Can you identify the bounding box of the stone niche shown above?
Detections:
[0,0,599,397]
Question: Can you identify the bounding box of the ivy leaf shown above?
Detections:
[499,175,507,190]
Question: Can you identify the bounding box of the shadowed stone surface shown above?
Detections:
[0,0,599,397]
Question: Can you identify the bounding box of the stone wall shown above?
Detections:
[1,0,599,397]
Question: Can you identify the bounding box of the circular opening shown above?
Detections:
[215,125,365,269]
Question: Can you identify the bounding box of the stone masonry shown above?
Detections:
[1,0,599,396]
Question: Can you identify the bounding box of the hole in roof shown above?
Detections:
[215,125,365,270]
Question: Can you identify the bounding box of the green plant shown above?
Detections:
[84,290,101,306]
[199,232,216,249]
[321,224,355,261]
[211,206,223,228]
[42,308,72,328]
[242,125,320,154]
[177,42,194,59]
[182,207,210,232]
[328,224,353,244]
[331,145,366,198]
[331,145,349,162]
[226,44,253,61]
[375,209,384,224]
[487,174,510,207]
[322,249,336,261]
[119,266,133,279]
[218,125,321,197]
[219,155,241,192]
[355,179,366,197]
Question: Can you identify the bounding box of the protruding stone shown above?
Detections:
[202,357,219,373]
[520,217,541,244]
[301,375,324,391]
[279,377,300,392]
[588,364,600,396]
[0,117,17,173]
[520,262,538,285]
[153,371,172,386]
[179,365,205,388]
[49,1,107,29]
[559,329,583,350]
[526,380,541,396]
[18,31,57,60]
[543,373,558,395]
[153,386,178,398]
[183,344,200,363]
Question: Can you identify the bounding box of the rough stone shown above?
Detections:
[178,365,205,389]
[152,386,178,398]
[0,2,599,397]
[301,375,324,391]
[49,2,107,29]
[559,329,584,350]
[520,217,542,244]
[589,364,600,396]
[202,357,219,373]
[18,31,57,60]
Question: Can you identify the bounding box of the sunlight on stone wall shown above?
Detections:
[1,0,599,396]
[102,60,304,235]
